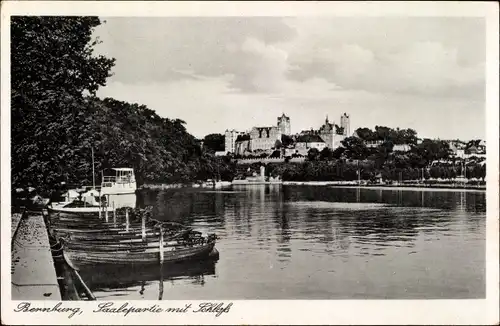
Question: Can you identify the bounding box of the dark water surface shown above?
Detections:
[80,186,486,300]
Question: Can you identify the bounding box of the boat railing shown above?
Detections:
[102,176,117,183]
[102,176,135,185]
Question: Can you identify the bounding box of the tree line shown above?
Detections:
[264,160,485,183]
[11,17,235,197]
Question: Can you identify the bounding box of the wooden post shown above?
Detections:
[112,201,116,226]
[158,264,164,300]
[141,213,146,241]
[105,202,109,223]
[125,208,129,232]
[98,196,102,220]
[159,224,164,264]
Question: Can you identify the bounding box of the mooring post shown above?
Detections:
[105,202,109,223]
[98,198,102,220]
[141,213,146,241]
[159,224,164,264]
[125,208,130,232]
[112,201,116,226]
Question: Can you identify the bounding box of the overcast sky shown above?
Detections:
[94,17,485,140]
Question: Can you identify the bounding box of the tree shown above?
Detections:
[203,133,225,152]
[374,126,392,141]
[320,147,334,161]
[332,147,345,159]
[11,17,115,194]
[281,134,294,148]
[341,137,369,160]
[412,139,451,164]
[354,127,375,141]
[401,128,418,145]
[307,148,320,161]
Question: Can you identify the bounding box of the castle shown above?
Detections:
[224,113,350,156]
[317,113,350,149]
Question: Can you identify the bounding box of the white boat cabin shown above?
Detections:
[101,168,137,195]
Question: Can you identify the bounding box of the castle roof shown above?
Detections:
[278,113,290,121]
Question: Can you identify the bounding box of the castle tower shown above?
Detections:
[224,129,240,154]
[277,113,291,135]
[340,113,350,136]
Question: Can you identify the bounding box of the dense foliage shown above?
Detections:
[11,17,234,196]
[354,126,418,145]
[11,17,115,193]
[265,160,485,183]
[202,133,225,153]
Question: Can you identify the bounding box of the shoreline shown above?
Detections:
[282,181,485,191]
[141,181,485,191]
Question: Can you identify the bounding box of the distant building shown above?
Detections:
[295,134,326,155]
[340,113,350,136]
[277,113,291,135]
[318,116,346,149]
[235,139,251,156]
[365,140,384,148]
[250,126,282,151]
[224,129,243,154]
[393,144,411,152]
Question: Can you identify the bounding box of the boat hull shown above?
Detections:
[49,206,102,216]
[100,188,137,196]
[64,242,216,267]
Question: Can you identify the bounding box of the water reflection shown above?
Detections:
[90,186,485,299]
[79,260,217,295]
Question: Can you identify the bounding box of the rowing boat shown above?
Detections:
[63,239,216,266]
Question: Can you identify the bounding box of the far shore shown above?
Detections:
[141,180,485,192]
[284,182,485,192]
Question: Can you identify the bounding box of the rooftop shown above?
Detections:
[296,134,325,143]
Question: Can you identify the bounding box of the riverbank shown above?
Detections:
[282,181,485,191]
[141,181,485,191]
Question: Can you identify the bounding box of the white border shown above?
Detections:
[1,2,498,325]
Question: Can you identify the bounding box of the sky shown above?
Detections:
[93,17,486,141]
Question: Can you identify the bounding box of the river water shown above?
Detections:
[80,186,486,300]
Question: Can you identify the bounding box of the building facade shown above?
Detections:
[235,139,251,156]
[277,113,291,135]
[318,116,346,149]
[250,126,282,152]
[224,129,243,154]
[295,134,326,155]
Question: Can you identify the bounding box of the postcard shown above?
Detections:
[1,1,498,325]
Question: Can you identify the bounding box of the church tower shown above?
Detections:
[277,113,291,135]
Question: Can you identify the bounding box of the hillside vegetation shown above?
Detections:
[11,16,234,196]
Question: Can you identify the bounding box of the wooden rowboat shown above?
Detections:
[63,241,216,267]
